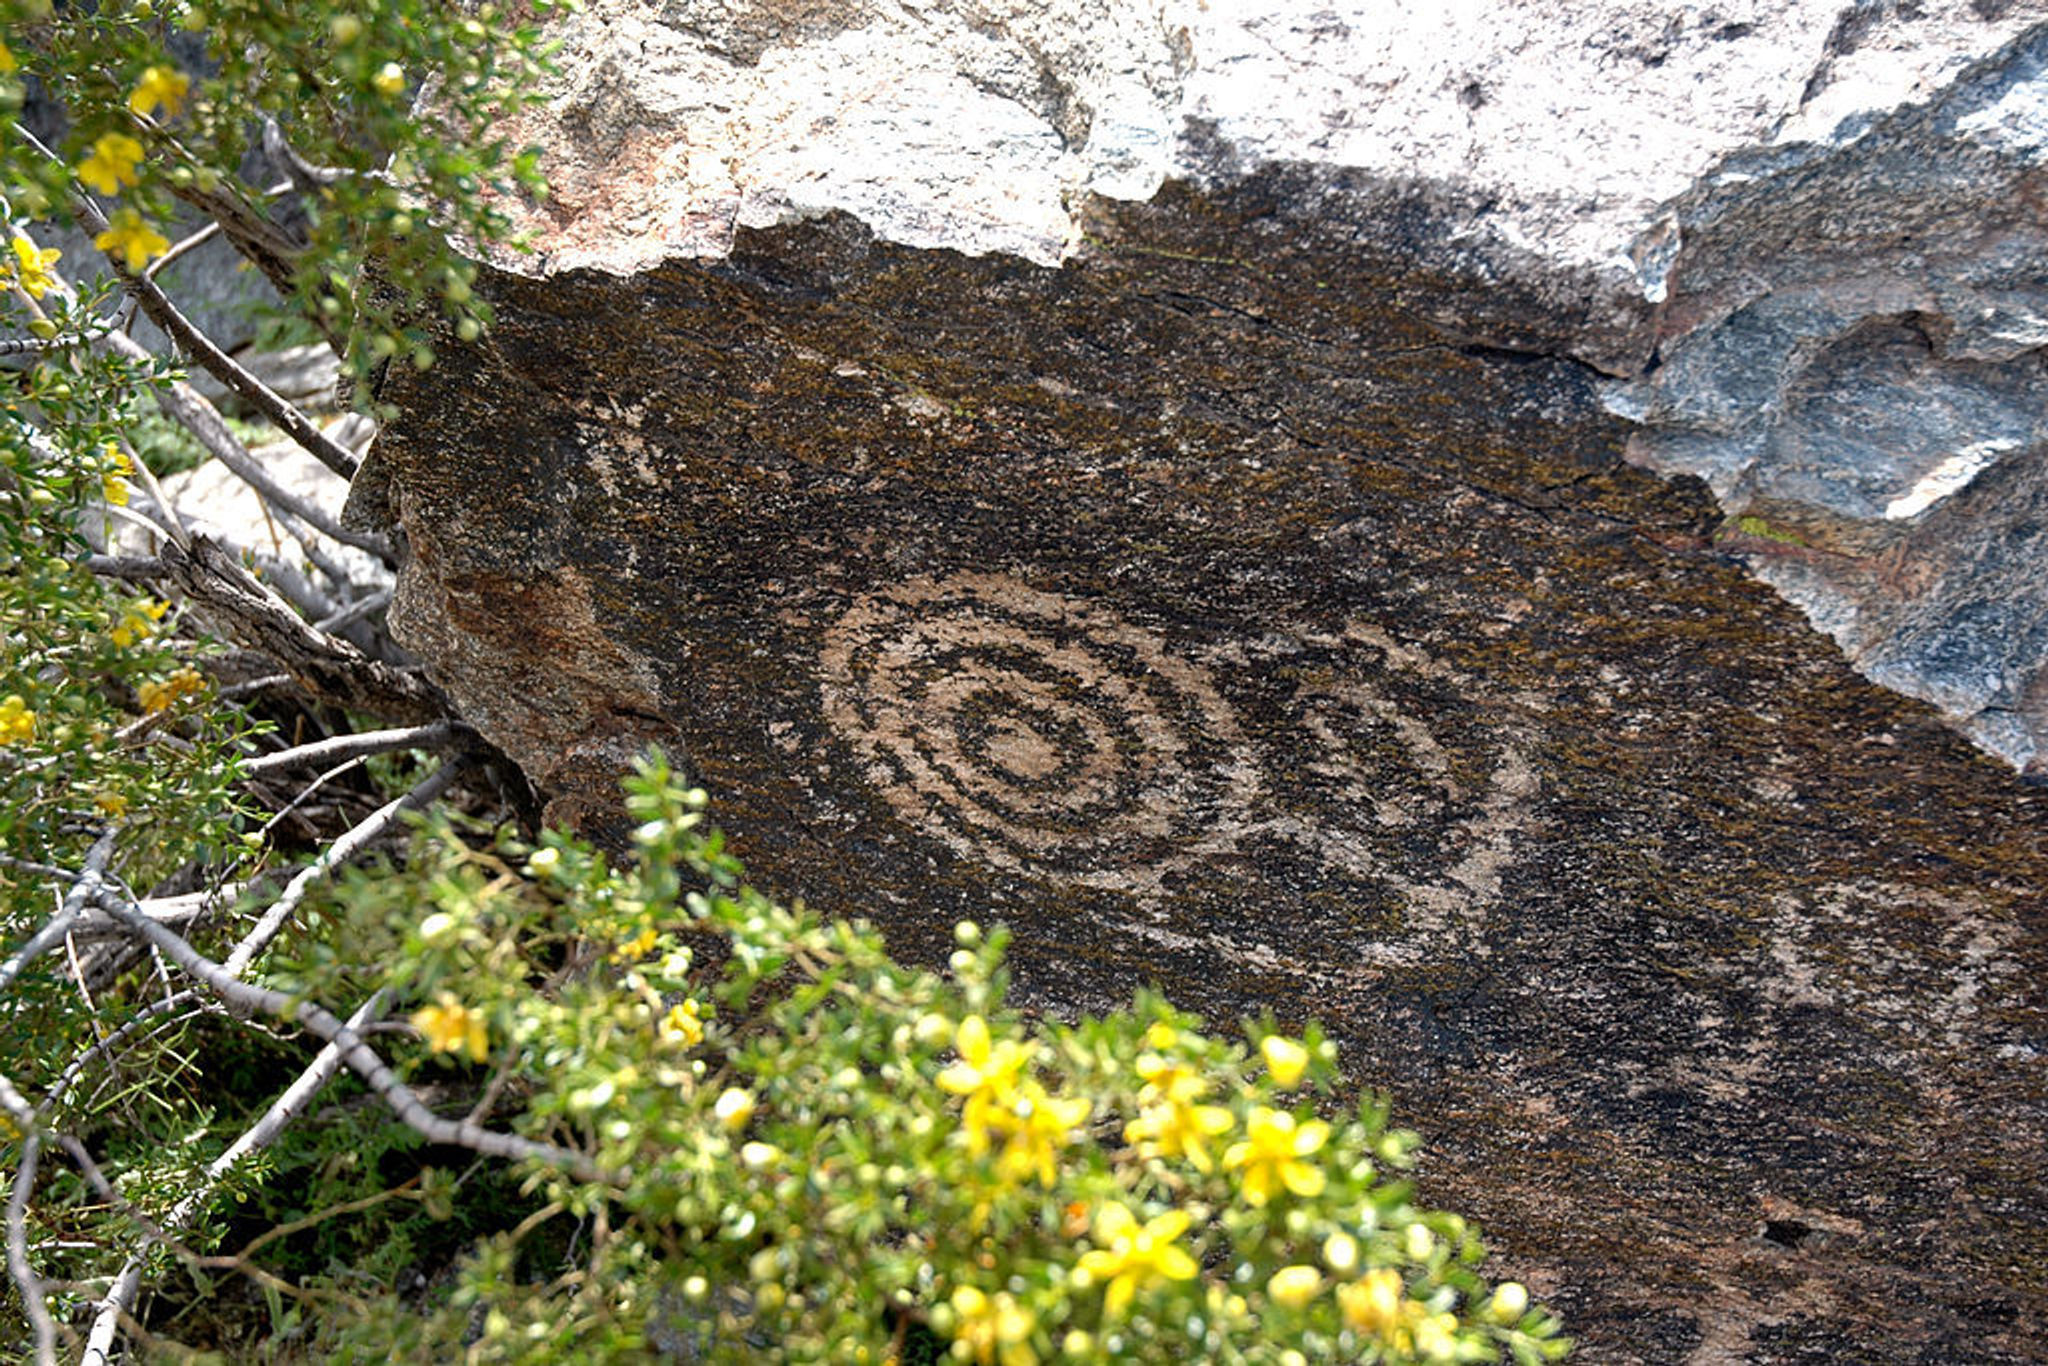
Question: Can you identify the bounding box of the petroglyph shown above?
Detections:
[818,576,1542,947]
[817,573,1261,894]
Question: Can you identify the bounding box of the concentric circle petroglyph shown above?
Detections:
[1271,621,1542,961]
[817,573,1261,891]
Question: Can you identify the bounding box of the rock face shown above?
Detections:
[464,0,2048,775]
[352,3,2048,1359]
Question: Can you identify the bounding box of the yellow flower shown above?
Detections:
[0,40,16,73]
[1267,1265,1323,1311]
[988,1082,1091,1188]
[137,666,205,715]
[1221,1106,1329,1207]
[1123,1054,1233,1172]
[1261,1035,1310,1089]
[947,1285,1037,1366]
[610,924,658,962]
[110,597,168,648]
[102,445,132,506]
[411,993,488,1062]
[659,999,704,1048]
[938,1014,1033,1129]
[128,65,190,118]
[1073,1202,1198,1320]
[78,132,146,195]
[1335,1266,1456,1357]
[94,207,170,271]
[0,694,36,745]
[4,235,61,299]
[1337,1268,1406,1337]
[93,791,130,818]
[371,62,406,97]
[1412,1312,1461,1361]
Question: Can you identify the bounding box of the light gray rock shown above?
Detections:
[1606,22,2048,774]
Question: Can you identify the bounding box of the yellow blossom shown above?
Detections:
[1073,1202,1198,1320]
[4,235,61,299]
[110,596,168,647]
[947,1285,1037,1366]
[94,207,170,272]
[1143,1020,1178,1049]
[93,791,130,818]
[1337,1268,1406,1337]
[0,694,35,745]
[1336,1266,1457,1357]
[78,133,145,195]
[1221,1106,1329,1207]
[938,1014,1033,1131]
[371,62,407,96]
[1412,1312,1460,1360]
[1487,1281,1529,1322]
[0,40,16,73]
[1123,1053,1233,1171]
[987,1082,1091,1188]
[128,65,190,118]
[137,666,205,715]
[1261,1035,1310,1088]
[610,924,658,962]
[1267,1265,1323,1311]
[101,444,133,506]
[659,998,704,1048]
[411,993,488,1062]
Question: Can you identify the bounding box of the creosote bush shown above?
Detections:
[306,753,1571,1364]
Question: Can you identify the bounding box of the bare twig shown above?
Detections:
[99,906,610,1183]
[314,586,393,636]
[64,203,361,484]
[82,554,164,580]
[78,992,392,1366]
[224,759,461,976]
[216,673,294,701]
[242,720,474,779]
[144,219,222,280]
[0,830,119,996]
[160,536,441,725]
[12,125,364,490]
[7,1132,58,1366]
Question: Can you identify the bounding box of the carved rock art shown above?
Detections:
[817,573,1259,895]
[816,574,1541,962]
[1259,623,1542,961]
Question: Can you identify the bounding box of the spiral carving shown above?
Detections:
[1279,622,1539,956]
[817,573,1258,890]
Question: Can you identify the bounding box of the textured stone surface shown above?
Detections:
[1607,22,2048,775]
[468,0,2048,771]
[356,207,2048,1361]
[351,1,2048,1355]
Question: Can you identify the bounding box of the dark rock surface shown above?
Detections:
[462,0,2048,773]
[355,198,2048,1362]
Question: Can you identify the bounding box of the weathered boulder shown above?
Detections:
[351,2,2048,1359]
[456,0,2048,775]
